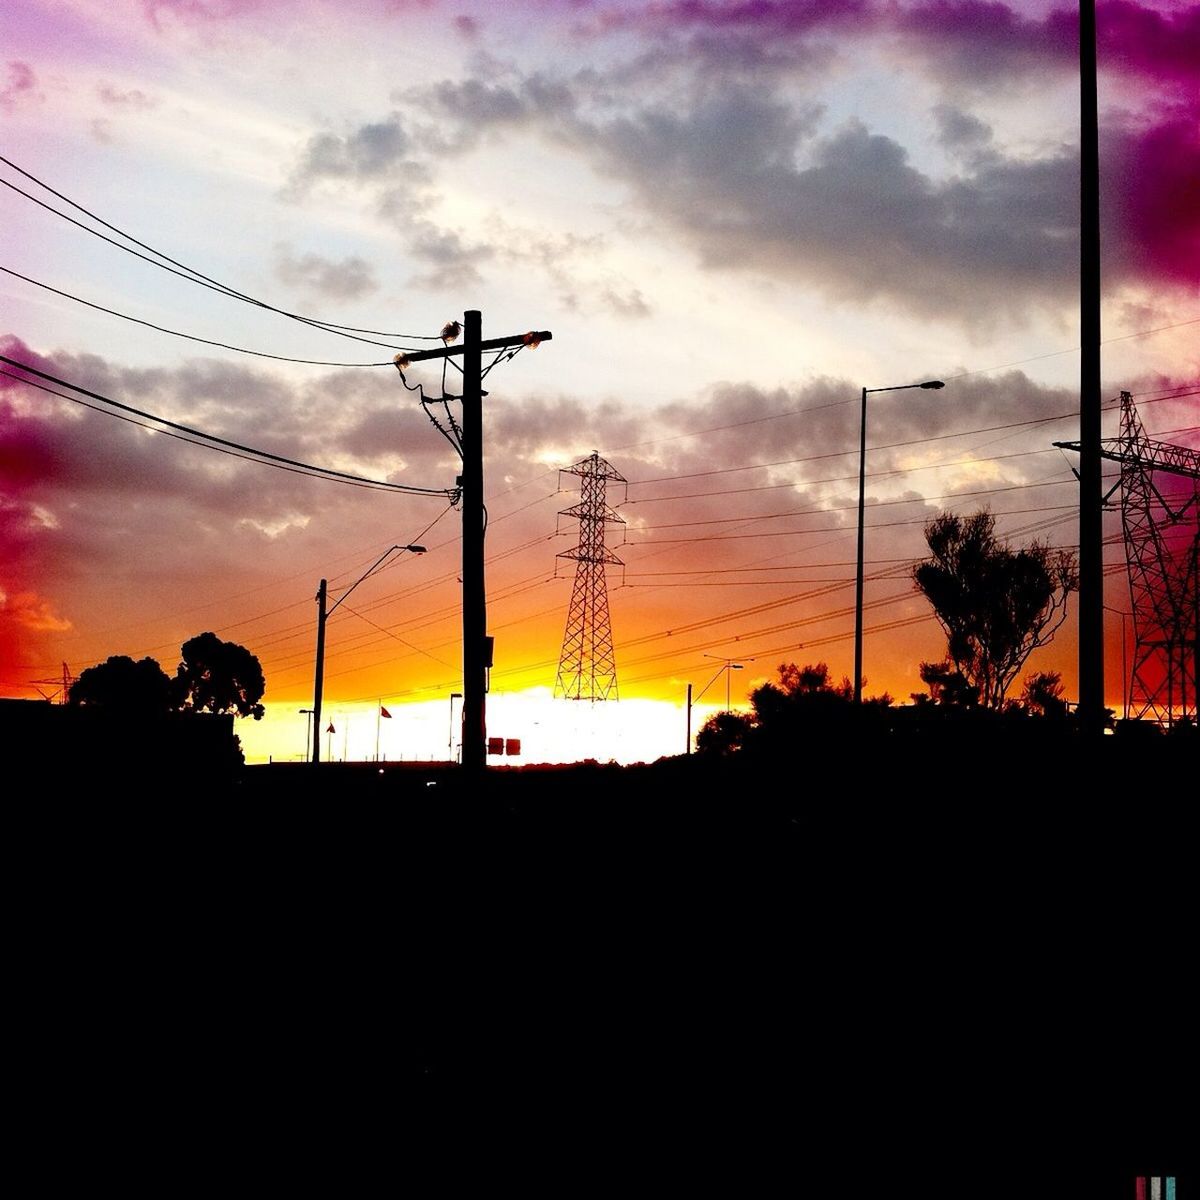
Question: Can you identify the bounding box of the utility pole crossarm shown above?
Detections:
[397,332,552,365]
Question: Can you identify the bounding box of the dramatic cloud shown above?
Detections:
[417,73,1080,320]
[417,8,1194,314]
[580,97,1079,321]
[8,0,1195,726]
[1097,1,1200,88]
[893,1,1077,83]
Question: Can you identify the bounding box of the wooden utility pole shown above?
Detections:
[461,311,487,773]
[311,577,327,763]
[397,313,552,774]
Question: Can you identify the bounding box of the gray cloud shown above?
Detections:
[599,286,651,319]
[0,337,461,658]
[274,244,380,300]
[96,82,159,110]
[285,114,419,194]
[417,70,1083,322]
[933,104,993,155]
[283,116,488,289]
[892,2,1077,86]
[575,94,1079,323]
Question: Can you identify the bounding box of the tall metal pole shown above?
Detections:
[449,692,462,760]
[311,578,327,764]
[854,386,868,705]
[1079,0,1105,732]
[686,682,692,755]
[461,310,487,774]
[854,381,944,706]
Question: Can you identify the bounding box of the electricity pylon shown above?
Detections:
[29,662,73,704]
[555,452,626,701]
[1057,391,1199,727]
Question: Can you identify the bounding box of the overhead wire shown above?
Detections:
[0,265,397,366]
[0,154,442,346]
[1,353,458,497]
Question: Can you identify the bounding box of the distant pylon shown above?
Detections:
[555,452,627,701]
[29,661,74,704]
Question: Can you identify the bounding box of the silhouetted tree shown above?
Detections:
[915,659,979,707]
[913,510,1077,709]
[1020,670,1068,718]
[68,655,175,714]
[173,632,266,720]
[697,661,891,757]
[695,710,754,756]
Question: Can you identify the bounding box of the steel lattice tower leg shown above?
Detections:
[555,453,627,701]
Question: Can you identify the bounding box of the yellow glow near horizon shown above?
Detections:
[238,687,718,767]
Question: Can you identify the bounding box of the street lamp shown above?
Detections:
[299,708,314,760]
[700,654,754,711]
[854,380,944,705]
[448,692,462,761]
[311,543,427,763]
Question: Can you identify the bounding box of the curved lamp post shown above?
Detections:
[854,381,945,705]
[311,543,427,763]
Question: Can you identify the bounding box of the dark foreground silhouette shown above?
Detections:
[9,730,1191,1179]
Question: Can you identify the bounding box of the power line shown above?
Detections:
[626,477,1079,541]
[0,154,443,346]
[0,354,457,496]
[0,265,396,366]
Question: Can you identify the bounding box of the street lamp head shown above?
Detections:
[404,544,428,554]
[731,664,744,670]
[920,380,946,390]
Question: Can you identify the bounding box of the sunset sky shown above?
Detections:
[2,0,1197,765]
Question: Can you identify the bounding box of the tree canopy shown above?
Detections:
[696,661,888,756]
[68,655,175,714]
[913,510,1077,710]
[173,632,266,720]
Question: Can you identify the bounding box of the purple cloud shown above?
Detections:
[1,61,41,114]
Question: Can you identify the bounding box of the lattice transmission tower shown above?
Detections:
[28,662,73,704]
[1059,391,1199,726]
[554,452,627,701]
